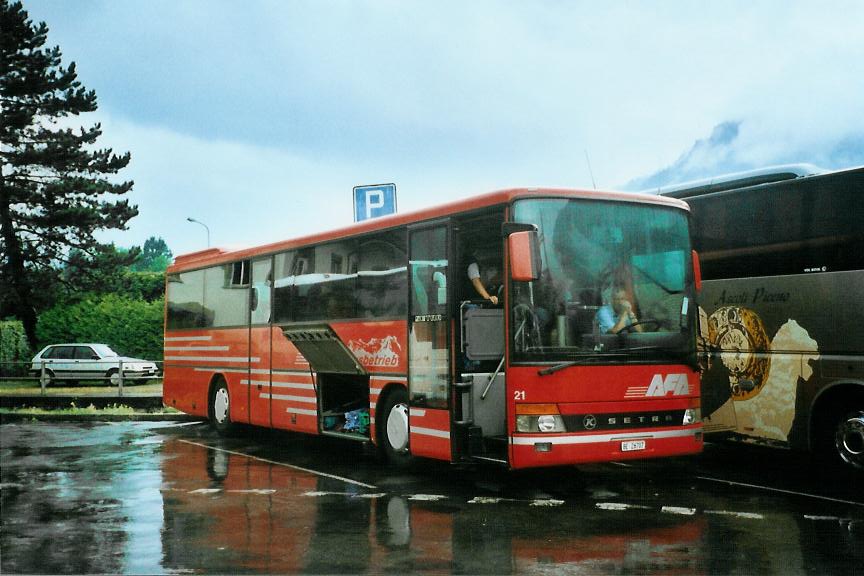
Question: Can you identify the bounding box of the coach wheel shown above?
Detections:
[834,410,864,470]
[210,378,235,436]
[378,387,413,467]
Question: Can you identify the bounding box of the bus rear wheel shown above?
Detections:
[378,387,413,467]
[834,410,864,470]
[209,377,235,436]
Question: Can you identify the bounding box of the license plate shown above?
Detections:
[621,440,646,452]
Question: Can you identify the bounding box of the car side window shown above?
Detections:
[74,346,97,360]
[41,347,58,359]
[61,347,76,359]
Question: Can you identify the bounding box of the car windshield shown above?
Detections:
[510,198,695,364]
[92,345,117,358]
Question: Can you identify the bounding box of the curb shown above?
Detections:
[0,395,164,410]
[0,412,202,423]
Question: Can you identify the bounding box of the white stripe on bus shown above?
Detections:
[264,393,317,404]
[165,336,213,342]
[164,346,229,351]
[164,356,259,362]
[241,380,314,391]
[410,426,450,439]
[511,428,699,446]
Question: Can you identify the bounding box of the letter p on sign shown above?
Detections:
[354,184,397,222]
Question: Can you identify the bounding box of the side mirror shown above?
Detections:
[509,231,542,281]
[692,250,702,293]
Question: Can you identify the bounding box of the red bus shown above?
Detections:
[163,188,703,469]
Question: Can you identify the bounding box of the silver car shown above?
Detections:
[30,343,159,386]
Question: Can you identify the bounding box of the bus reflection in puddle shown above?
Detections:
[158,439,705,574]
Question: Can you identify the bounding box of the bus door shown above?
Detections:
[408,223,454,461]
[249,257,273,427]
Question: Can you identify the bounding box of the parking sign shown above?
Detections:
[353,183,397,222]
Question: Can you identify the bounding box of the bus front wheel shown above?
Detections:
[834,410,864,470]
[209,378,235,436]
[378,387,413,467]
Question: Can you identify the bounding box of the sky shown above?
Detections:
[23,0,864,257]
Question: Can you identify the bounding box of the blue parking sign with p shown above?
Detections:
[354,183,397,222]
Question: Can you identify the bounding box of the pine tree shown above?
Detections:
[131,236,173,272]
[1,0,138,347]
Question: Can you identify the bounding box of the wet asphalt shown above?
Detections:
[1,420,861,574]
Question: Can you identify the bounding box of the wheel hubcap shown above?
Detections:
[214,388,230,424]
[836,412,864,467]
[386,402,409,452]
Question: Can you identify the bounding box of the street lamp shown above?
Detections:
[186,217,210,247]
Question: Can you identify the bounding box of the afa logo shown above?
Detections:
[647,373,690,397]
[625,373,690,398]
[347,336,403,368]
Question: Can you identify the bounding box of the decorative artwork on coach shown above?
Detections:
[695,272,861,445]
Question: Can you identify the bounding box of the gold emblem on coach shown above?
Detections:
[707,306,771,401]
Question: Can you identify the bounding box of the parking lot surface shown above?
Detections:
[1,421,861,574]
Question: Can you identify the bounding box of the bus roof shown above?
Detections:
[169,186,690,272]
[655,163,827,199]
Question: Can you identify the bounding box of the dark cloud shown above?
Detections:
[625,121,864,192]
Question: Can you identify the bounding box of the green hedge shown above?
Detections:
[36,295,164,361]
[0,320,33,376]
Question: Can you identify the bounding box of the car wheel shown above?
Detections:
[39,370,55,387]
[834,410,864,470]
[378,387,413,467]
[210,378,235,436]
[107,369,121,387]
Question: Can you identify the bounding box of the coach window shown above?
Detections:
[273,251,298,323]
[250,258,272,325]
[356,229,408,319]
[200,263,249,328]
[166,269,208,329]
[294,241,358,321]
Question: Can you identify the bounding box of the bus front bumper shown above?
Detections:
[509,426,703,469]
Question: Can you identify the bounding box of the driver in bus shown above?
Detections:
[596,287,643,334]
[467,255,502,305]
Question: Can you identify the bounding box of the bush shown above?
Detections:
[0,320,32,376]
[36,295,164,361]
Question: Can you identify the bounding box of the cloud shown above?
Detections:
[624,120,864,192]
[23,0,864,253]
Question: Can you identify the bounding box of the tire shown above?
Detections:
[209,378,235,436]
[833,410,864,470]
[377,387,413,467]
[107,369,121,387]
[39,370,55,387]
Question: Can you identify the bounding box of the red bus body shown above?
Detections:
[164,188,703,468]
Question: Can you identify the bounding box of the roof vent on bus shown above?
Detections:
[653,163,825,198]
[172,247,230,267]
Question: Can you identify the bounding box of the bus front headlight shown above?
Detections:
[682,407,701,425]
[516,415,566,433]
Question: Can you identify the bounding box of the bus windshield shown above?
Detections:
[510,198,694,364]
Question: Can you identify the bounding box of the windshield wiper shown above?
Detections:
[537,354,619,376]
[536,346,683,376]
